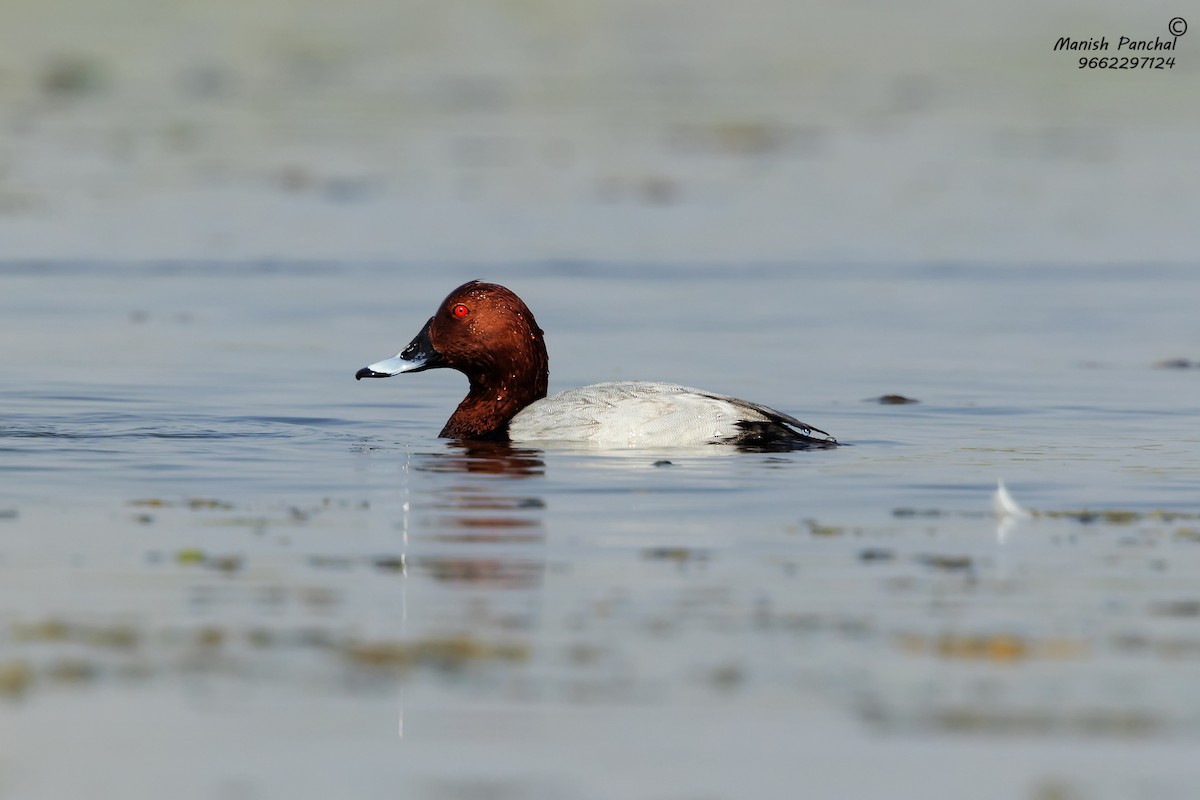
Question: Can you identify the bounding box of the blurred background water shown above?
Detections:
[0,0,1196,263]
[2,2,1200,800]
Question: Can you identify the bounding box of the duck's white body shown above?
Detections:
[508,381,828,448]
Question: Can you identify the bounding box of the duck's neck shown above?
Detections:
[440,355,548,441]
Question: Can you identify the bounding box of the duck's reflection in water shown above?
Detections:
[413,440,545,478]
[408,440,548,596]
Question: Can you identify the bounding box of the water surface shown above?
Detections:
[3,262,1200,799]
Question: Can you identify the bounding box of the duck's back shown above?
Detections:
[506,381,836,450]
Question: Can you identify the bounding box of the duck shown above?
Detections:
[355,281,838,450]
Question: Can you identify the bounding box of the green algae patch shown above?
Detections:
[709,663,746,691]
[128,497,235,510]
[343,636,531,674]
[208,555,243,573]
[12,619,139,650]
[12,619,70,642]
[86,625,140,649]
[641,547,709,563]
[0,661,33,697]
[176,548,206,565]
[188,498,235,510]
[372,556,406,572]
[916,554,973,572]
[194,627,226,649]
[897,632,1088,663]
[1038,508,1200,524]
[173,549,242,572]
[803,518,848,537]
[929,706,1160,737]
[46,658,98,684]
[892,507,946,518]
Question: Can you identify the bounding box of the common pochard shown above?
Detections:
[355,281,838,450]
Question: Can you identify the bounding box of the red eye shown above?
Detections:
[453,303,469,318]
